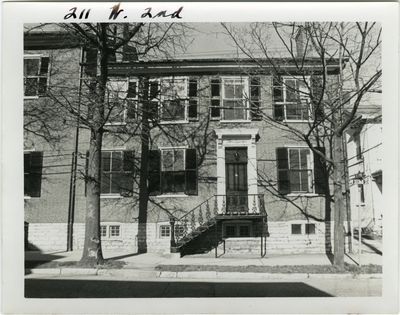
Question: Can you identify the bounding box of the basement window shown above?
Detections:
[100,224,121,238]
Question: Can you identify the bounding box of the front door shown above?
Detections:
[225,147,248,213]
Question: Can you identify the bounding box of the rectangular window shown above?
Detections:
[225,225,236,237]
[161,77,187,121]
[100,150,134,195]
[277,147,317,194]
[210,78,221,119]
[149,148,197,196]
[160,225,170,237]
[24,56,50,97]
[273,77,310,121]
[100,225,107,237]
[109,225,120,237]
[305,223,316,235]
[106,79,129,124]
[239,225,250,237]
[221,77,249,120]
[291,224,302,235]
[24,151,43,197]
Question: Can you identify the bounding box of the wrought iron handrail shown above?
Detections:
[172,194,266,246]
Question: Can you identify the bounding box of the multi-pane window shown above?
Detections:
[148,148,197,196]
[159,225,185,238]
[157,77,198,122]
[161,77,187,121]
[24,56,50,97]
[210,76,260,121]
[100,150,134,195]
[110,225,120,237]
[106,79,137,124]
[273,77,310,121]
[224,223,251,237]
[24,151,43,197]
[100,225,121,238]
[221,77,249,120]
[277,147,326,195]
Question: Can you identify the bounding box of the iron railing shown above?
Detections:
[172,194,266,246]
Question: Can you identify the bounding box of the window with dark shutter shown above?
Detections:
[24,151,43,197]
[313,147,327,194]
[185,148,197,195]
[311,76,324,120]
[276,147,313,194]
[85,150,134,196]
[276,148,290,194]
[127,80,138,119]
[148,150,161,195]
[250,77,262,120]
[188,78,198,121]
[210,78,221,119]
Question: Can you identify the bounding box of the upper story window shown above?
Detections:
[148,148,198,196]
[273,77,310,121]
[24,56,50,98]
[24,151,43,197]
[276,147,326,195]
[106,79,138,125]
[210,76,261,121]
[157,77,198,123]
[354,133,363,160]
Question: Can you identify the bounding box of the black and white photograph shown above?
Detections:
[2,2,398,314]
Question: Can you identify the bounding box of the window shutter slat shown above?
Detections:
[276,148,290,194]
[250,77,261,120]
[148,150,161,195]
[210,78,221,119]
[185,148,198,195]
[313,147,327,194]
[29,151,43,197]
[188,99,198,120]
[311,76,324,120]
[121,151,134,196]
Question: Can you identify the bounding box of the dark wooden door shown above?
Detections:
[225,147,248,212]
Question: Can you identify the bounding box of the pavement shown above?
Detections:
[25,236,382,279]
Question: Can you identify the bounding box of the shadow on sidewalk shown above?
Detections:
[25,278,333,298]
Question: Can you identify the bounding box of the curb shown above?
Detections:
[25,268,382,280]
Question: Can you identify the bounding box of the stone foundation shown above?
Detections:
[25,220,350,254]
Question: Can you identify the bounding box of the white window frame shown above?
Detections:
[158,223,185,238]
[276,76,311,122]
[221,76,250,122]
[289,221,317,236]
[24,55,50,99]
[159,76,189,124]
[100,148,133,197]
[286,147,313,194]
[100,223,122,239]
[105,78,139,125]
[159,146,187,196]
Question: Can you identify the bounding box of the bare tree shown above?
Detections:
[221,22,381,268]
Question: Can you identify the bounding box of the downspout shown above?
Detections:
[67,46,84,251]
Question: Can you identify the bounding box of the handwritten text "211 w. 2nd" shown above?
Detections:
[64,3,184,20]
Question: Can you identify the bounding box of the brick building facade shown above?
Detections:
[24,27,348,256]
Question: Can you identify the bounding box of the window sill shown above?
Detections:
[154,194,189,198]
[24,196,32,200]
[220,120,251,124]
[283,120,310,123]
[159,120,189,125]
[100,195,124,199]
[24,96,40,100]
[104,122,127,126]
[287,193,319,197]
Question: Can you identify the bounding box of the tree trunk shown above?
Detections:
[333,132,345,268]
[78,128,104,265]
[137,79,150,253]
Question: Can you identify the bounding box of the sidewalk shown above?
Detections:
[25,238,382,279]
